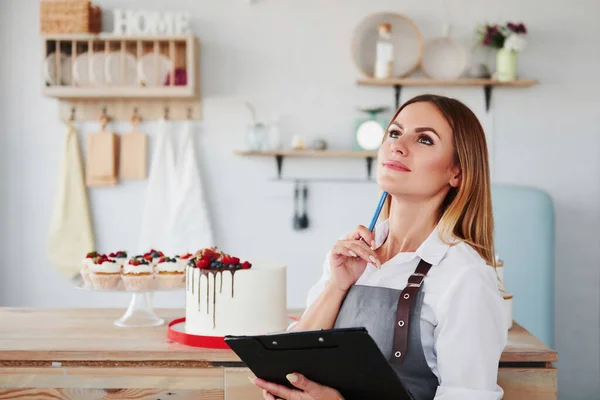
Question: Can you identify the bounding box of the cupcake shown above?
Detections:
[109,250,128,270]
[176,252,194,269]
[80,251,98,287]
[155,256,185,289]
[121,258,154,291]
[141,249,164,268]
[88,255,121,290]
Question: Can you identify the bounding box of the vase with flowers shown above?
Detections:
[476,22,528,81]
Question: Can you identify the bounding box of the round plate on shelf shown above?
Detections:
[90,53,108,86]
[421,37,467,80]
[351,12,423,78]
[43,52,73,85]
[72,52,92,86]
[138,53,173,86]
[105,51,138,86]
[420,24,468,80]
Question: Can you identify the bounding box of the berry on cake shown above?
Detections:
[109,251,128,269]
[176,252,194,269]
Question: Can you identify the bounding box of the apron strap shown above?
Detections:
[391,258,433,365]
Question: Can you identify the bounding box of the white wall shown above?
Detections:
[1,0,599,397]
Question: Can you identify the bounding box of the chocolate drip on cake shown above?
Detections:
[219,270,224,294]
[212,272,218,328]
[205,270,210,314]
[187,262,250,330]
[191,268,195,295]
[197,270,202,311]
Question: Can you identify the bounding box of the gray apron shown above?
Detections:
[333,259,439,400]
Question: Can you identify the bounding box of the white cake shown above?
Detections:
[185,259,287,337]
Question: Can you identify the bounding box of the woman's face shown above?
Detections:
[376,101,461,199]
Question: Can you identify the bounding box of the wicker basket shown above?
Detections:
[40,0,102,34]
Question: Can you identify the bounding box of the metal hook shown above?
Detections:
[99,106,109,130]
[68,107,75,123]
[131,107,141,126]
[187,107,193,120]
[164,106,169,120]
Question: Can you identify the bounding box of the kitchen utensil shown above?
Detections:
[47,117,95,279]
[299,183,309,229]
[293,181,302,231]
[119,110,147,179]
[86,112,118,187]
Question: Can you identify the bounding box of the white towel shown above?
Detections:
[138,118,178,254]
[167,120,215,253]
[47,124,95,279]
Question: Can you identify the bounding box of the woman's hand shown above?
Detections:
[252,373,344,400]
[329,225,381,292]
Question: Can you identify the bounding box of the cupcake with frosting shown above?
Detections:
[141,249,164,268]
[80,251,98,287]
[108,250,129,270]
[88,255,121,290]
[155,256,185,289]
[121,258,154,291]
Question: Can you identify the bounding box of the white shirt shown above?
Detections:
[301,219,508,400]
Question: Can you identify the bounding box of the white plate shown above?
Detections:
[138,52,173,86]
[90,53,107,86]
[72,52,92,86]
[105,51,138,86]
[421,36,468,80]
[43,52,72,85]
[351,12,423,78]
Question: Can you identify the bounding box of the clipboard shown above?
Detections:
[224,327,411,400]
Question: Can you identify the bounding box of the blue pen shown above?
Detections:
[368,191,389,232]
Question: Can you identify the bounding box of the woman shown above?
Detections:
[252,94,508,400]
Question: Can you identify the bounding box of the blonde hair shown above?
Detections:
[378,94,496,266]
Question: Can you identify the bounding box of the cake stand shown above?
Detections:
[73,276,184,328]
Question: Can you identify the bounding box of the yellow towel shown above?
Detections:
[47,124,95,279]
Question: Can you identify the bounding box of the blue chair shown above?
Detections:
[491,184,555,347]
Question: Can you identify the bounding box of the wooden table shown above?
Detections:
[0,308,557,399]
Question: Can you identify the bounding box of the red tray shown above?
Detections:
[167,316,302,349]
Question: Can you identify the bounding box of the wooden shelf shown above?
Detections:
[42,33,194,41]
[234,149,378,180]
[357,78,539,87]
[43,86,195,99]
[234,150,377,158]
[42,34,200,121]
[356,77,539,112]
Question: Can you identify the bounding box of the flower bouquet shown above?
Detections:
[476,22,528,81]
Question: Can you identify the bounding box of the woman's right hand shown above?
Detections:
[329,225,382,292]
